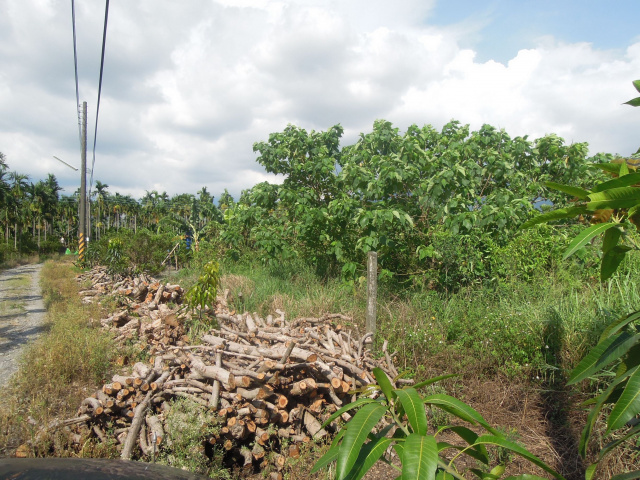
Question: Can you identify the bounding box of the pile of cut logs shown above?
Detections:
[44,267,407,476]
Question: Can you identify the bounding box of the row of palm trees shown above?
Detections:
[0,152,230,252]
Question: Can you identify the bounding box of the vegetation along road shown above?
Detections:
[0,264,46,387]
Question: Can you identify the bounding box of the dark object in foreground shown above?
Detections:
[0,458,210,480]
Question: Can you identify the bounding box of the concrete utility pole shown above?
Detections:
[79,101,87,263]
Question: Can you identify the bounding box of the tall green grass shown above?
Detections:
[171,250,640,383]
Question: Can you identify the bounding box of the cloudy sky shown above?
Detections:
[2,0,640,201]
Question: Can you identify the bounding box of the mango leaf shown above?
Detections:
[311,441,341,474]
[473,435,566,480]
[343,437,393,480]
[584,463,599,480]
[578,378,625,458]
[544,181,590,199]
[446,425,489,464]
[413,373,458,390]
[568,334,629,384]
[504,476,549,480]
[489,465,506,478]
[423,394,498,435]
[611,471,640,480]
[608,366,640,432]
[592,162,625,175]
[578,370,636,457]
[519,206,587,230]
[320,397,380,428]
[335,403,387,480]
[633,79,640,94]
[591,172,640,193]
[438,441,488,465]
[373,367,396,403]
[401,434,438,480]
[395,388,428,435]
[596,423,640,463]
[436,472,456,480]
[601,245,631,281]
[624,97,640,107]
[600,310,640,341]
[563,223,620,260]
[602,226,622,254]
[469,468,500,479]
[586,185,640,210]
[588,186,640,203]
[436,460,467,480]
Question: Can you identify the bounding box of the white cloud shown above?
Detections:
[1,0,640,202]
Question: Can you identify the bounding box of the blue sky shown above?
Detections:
[1,0,640,201]
[433,1,640,63]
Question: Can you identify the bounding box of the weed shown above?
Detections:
[158,397,229,478]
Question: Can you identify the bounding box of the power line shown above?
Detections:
[70,0,81,144]
[90,0,110,196]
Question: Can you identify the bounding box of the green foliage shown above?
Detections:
[221,119,605,289]
[159,397,229,477]
[311,368,564,480]
[87,229,179,275]
[519,79,640,480]
[184,260,220,322]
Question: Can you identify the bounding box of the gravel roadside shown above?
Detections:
[0,263,46,388]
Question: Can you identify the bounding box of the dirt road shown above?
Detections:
[0,263,46,387]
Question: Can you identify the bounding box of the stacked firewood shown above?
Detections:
[54,267,407,476]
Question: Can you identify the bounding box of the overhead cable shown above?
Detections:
[71,0,81,145]
[90,0,110,195]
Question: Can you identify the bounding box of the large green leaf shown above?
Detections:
[321,397,380,428]
[578,378,626,458]
[519,206,587,230]
[311,441,341,474]
[578,369,636,457]
[396,388,428,435]
[588,186,640,202]
[423,394,498,435]
[585,462,598,480]
[586,185,640,209]
[633,79,640,94]
[624,97,640,107]
[591,172,640,193]
[373,367,396,403]
[311,428,346,473]
[600,310,640,341]
[596,423,640,463]
[611,471,640,480]
[608,366,640,432]
[568,334,626,384]
[544,181,590,199]
[601,226,622,254]
[336,403,387,480]
[343,437,393,480]
[563,223,620,260]
[620,160,631,176]
[601,246,630,281]
[503,476,550,480]
[592,162,624,175]
[413,373,458,390]
[473,436,566,480]
[401,434,438,480]
[445,425,489,464]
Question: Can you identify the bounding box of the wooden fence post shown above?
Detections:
[366,251,377,338]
